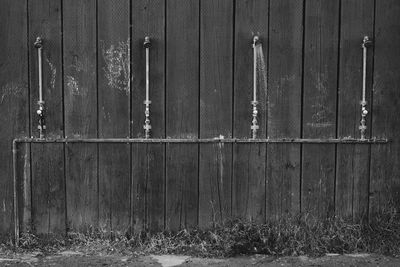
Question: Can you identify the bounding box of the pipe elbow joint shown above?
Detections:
[144,36,151,48]
[252,35,260,48]
[34,37,43,49]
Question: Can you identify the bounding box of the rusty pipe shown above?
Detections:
[11,135,388,246]
[12,140,19,247]
[360,36,372,140]
[12,137,388,145]
[143,36,152,138]
[34,37,46,139]
[251,35,260,139]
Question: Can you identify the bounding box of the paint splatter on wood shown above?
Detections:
[101,39,130,94]
[0,82,25,103]
[308,67,334,128]
[66,75,86,96]
[46,58,57,91]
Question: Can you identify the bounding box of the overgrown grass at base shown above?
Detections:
[2,211,400,257]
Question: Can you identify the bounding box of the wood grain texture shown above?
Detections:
[65,144,97,231]
[266,0,303,220]
[32,144,65,234]
[63,0,98,232]
[199,0,233,228]
[99,144,130,234]
[165,0,199,231]
[17,144,31,232]
[302,0,339,218]
[29,0,65,234]
[335,0,374,221]
[98,0,130,235]
[132,144,164,232]
[131,0,165,233]
[232,0,268,223]
[369,0,400,217]
[0,0,29,234]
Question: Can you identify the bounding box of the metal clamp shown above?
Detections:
[34,37,46,139]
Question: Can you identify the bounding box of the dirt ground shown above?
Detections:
[0,252,399,267]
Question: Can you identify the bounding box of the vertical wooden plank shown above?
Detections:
[31,144,65,233]
[131,0,165,233]
[233,0,269,223]
[98,0,130,235]
[29,0,65,235]
[302,0,339,218]
[266,0,303,220]
[64,0,98,231]
[65,144,97,231]
[0,0,29,234]
[370,0,400,217]
[336,0,374,221]
[198,0,233,228]
[17,144,31,232]
[166,0,199,231]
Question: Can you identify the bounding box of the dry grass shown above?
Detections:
[2,211,400,258]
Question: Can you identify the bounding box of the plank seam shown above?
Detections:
[197,0,201,227]
[299,0,307,213]
[367,0,377,221]
[231,0,236,219]
[334,0,343,216]
[265,0,271,222]
[163,0,167,230]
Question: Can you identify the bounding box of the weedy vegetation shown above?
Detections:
[1,210,399,258]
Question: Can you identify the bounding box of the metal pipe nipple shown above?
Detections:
[144,36,151,48]
[362,36,372,48]
[34,37,43,48]
[253,35,260,48]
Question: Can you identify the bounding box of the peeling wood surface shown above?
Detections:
[301,0,340,218]
[232,0,269,224]
[369,0,400,218]
[336,0,374,222]
[98,0,131,235]
[0,0,29,234]
[165,0,199,231]
[63,0,98,232]
[1,0,399,235]
[131,0,165,233]
[199,0,233,228]
[29,0,65,235]
[266,0,303,220]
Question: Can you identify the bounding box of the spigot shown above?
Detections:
[34,37,43,49]
[37,101,46,139]
[251,101,259,139]
[362,36,372,48]
[143,36,151,48]
[252,35,260,48]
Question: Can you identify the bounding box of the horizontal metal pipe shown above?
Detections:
[13,137,389,144]
[12,135,388,246]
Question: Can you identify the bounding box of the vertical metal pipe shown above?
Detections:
[12,140,19,247]
[37,44,43,103]
[360,36,371,140]
[143,37,151,138]
[34,37,46,139]
[251,36,260,139]
[146,44,150,102]
[253,37,257,103]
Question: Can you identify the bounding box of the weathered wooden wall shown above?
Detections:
[1,0,399,236]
